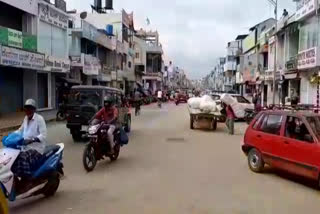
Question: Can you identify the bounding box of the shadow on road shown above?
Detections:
[262,166,319,191]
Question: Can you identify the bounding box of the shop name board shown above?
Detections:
[39,2,68,30]
[83,54,101,76]
[243,30,256,53]
[70,56,82,67]
[296,0,316,21]
[44,55,70,73]
[298,47,318,69]
[0,27,37,51]
[0,45,44,70]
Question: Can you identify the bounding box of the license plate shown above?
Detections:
[81,126,88,131]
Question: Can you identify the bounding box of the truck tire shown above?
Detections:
[212,119,217,131]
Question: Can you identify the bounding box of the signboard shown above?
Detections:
[1,0,38,15]
[44,55,70,73]
[297,47,318,69]
[296,0,316,21]
[0,45,45,70]
[70,56,82,67]
[243,30,256,53]
[83,54,101,76]
[8,29,22,48]
[38,2,68,30]
[0,27,37,51]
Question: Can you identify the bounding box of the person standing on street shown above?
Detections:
[226,104,236,135]
[157,89,163,107]
[134,89,142,116]
[290,89,299,108]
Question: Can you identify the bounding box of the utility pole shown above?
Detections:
[269,0,278,105]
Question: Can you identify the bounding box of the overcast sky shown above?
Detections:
[66,0,296,79]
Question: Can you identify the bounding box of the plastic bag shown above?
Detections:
[2,132,24,149]
[119,128,129,145]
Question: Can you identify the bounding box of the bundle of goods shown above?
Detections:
[221,94,254,118]
[188,95,219,113]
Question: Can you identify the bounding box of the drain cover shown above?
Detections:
[166,137,186,142]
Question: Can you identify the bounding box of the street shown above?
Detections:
[10,103,320,214]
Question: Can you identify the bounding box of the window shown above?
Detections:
[135,52,140,59]
[253,113,265,130]
[260,114,283,135]
[233,96,249,104]
[299,16,318,51]
[306,116,320,140]
[128,61,132,68]
[286,116,314,143]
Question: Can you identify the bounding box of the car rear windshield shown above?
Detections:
[68,90,102,106]
[233,96,249,104]
[306,116,320,140]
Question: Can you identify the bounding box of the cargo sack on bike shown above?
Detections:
[119,127,129,145]
[2,132,24,149]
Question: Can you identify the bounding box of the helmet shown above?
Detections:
[24,99,36,109]
[103,96,113,107]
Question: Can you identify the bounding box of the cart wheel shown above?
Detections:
[190,116,194,129]
[212,119,217,131]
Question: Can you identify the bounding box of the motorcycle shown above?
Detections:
[0,143,64,202]
[83,119,128,172]
[244,108,256,124]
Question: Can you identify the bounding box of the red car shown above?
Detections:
[175,92,189,105]
[242,111,320,186]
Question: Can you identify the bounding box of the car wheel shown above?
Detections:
[248,148,264,173]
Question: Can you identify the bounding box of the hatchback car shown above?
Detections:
[242,111,320,186]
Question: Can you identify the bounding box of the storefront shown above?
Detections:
[297,46,319,105]
[0,45,45,114]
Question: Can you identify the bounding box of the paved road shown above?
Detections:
[10,103,320,214]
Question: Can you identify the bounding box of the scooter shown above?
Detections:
[0,144,64,202]
[83,119,128,172]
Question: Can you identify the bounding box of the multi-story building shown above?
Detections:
[134,29,163,94]
[224,41,240,92]
[242,18,276,100]
[82,9,136,95]
[0,0,70,118]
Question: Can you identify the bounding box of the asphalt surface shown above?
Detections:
[10,103,320,214]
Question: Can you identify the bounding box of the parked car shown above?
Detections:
[242,111,320,187]
[66,86,131,142]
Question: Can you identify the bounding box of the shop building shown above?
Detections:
[0,0,45,115]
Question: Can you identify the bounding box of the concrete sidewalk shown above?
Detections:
[0,110,57,135]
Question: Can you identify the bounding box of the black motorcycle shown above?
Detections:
[82,119,128,172]
[244,109,257,125]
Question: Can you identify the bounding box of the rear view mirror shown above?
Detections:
[304,134,314,143]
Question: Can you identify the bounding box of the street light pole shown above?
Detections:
[270,0,278,105]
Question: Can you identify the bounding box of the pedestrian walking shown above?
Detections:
[226,104,236,135]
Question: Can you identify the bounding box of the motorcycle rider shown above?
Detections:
[12,99,47,178]
[95,96,119,154]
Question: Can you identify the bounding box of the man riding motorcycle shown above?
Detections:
[13,99,47,179]
[95,96,119,154]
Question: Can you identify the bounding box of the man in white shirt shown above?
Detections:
[12,99,47,178]
[157,90,163,99]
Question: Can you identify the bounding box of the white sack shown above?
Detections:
[221,94,237,106]
[201,95,213,102]
[200,100,217,113]
[188,97,202,109]
[231,103,247,118]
